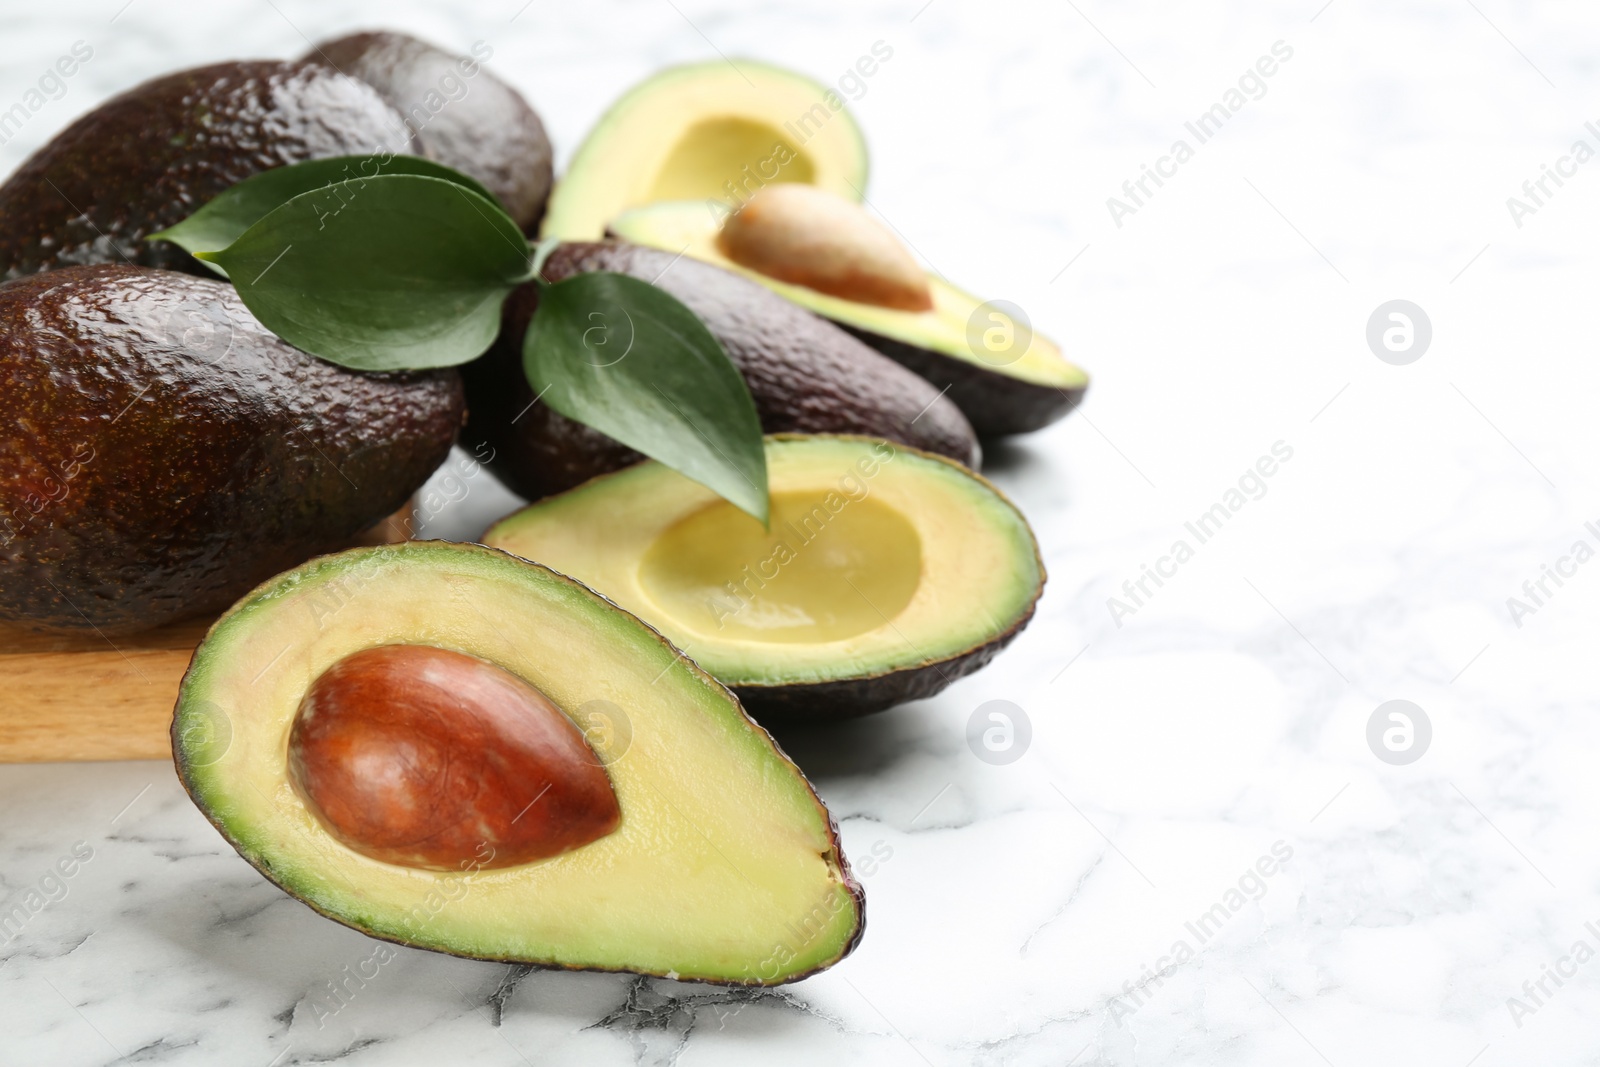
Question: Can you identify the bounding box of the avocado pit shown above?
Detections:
[288,644,620,871]
[716,184,934,312]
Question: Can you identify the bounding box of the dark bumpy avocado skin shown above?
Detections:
[0,266,464,634]
[838,325,1086,438]
[736,600,1036,720]
[308,32,554,234]
[463,242,981,502]
[0,61,405,280]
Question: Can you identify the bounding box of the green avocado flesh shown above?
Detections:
[172,541,862,984]
[608,200,1088,394]
[484,436,1044,717]
[541,60,869,240]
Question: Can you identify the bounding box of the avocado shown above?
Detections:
[172,540,863,984]
[541,60,869,241]
[306,32,553,233]
[461,241,980,503]
[484,435,1044,718]
[0,265,463,634]
[609,195,1090,437]
[0,61,405,280]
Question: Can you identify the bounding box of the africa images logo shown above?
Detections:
[1106,41,1294,228]
[1504,520,1600,628]
[1107,442,1294,627]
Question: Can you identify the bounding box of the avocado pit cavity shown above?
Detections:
[650,118,815,201]
[288,644,620,871]
[639,490,922,643]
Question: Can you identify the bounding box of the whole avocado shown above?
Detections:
[0,61,407,280]
[0,265,464,634]
[462,241,981,502]
[306,32,554,233]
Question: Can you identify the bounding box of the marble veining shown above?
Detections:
[4,0,1600,1063]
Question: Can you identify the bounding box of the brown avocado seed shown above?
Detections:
[716,184,935,312]
[287,645,620,870]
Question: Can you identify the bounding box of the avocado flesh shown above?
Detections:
[0,61,406,280]
[0,265,463,634]
[461,241,980,504]
[484,436,1044,718]
[172,541,862,984]
[541,60,869,241]
[609,201,1090,436]
[307,32,554,233]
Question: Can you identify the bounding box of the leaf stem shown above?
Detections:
[527,237,561,287]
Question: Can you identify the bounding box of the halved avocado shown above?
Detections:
[172,541,862,985]
[609,200,1090,437]
[541,60,868,240]
[484,436,1044,718]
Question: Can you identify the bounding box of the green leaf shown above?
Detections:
[523,272,769,523]
[201,174,534,371]
[150,155,500,277]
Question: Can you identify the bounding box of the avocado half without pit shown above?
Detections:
[484,436,1045,718]
[540,60,868,241]
[173,541,862,984]
[608,186,1089,437]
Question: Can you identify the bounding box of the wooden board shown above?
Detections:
[0,509,414,763]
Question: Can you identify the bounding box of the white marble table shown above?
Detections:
[5,0,1600,1063]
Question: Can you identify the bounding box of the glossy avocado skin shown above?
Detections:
[0,61,405,281]
[463,241,981,502]
[308,32,554,234]
[0,265,464,634]
[839,325,1086,437]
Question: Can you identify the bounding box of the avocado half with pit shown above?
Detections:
[608,196,1089,437]
[541,60,868,241]
[172,541,862,985]
[484,436,1044,718]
